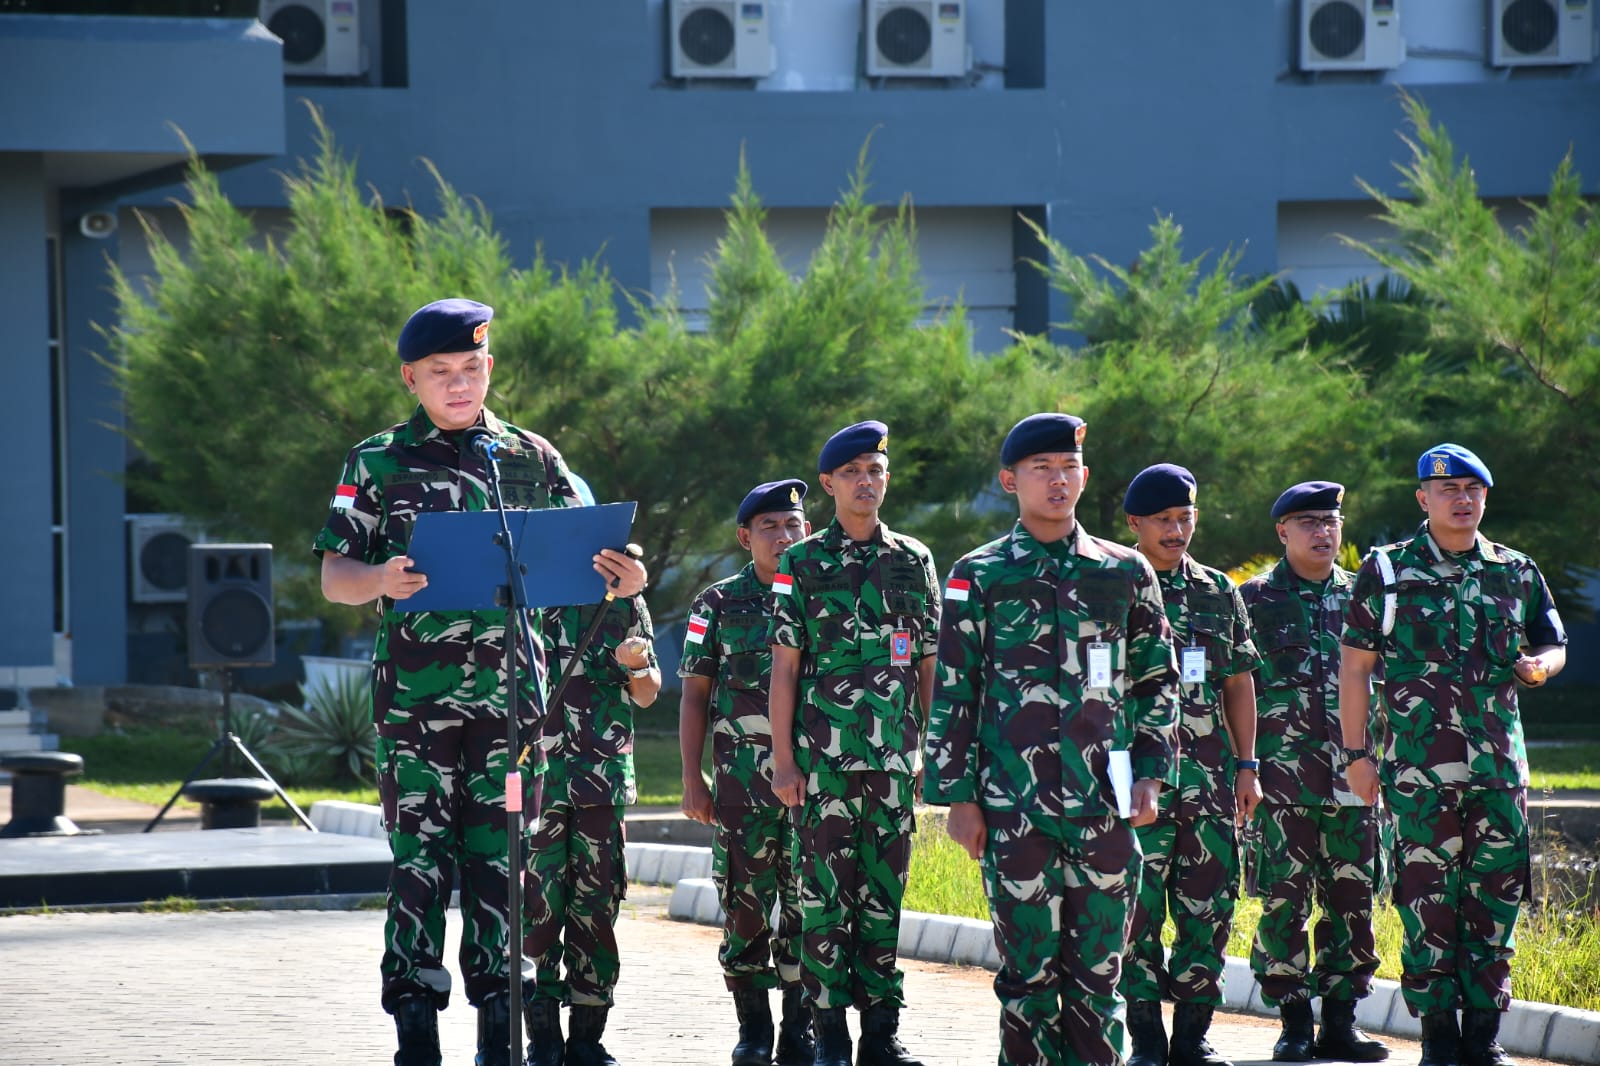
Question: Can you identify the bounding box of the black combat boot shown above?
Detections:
[1418,1011,1461,1066]
[1316,997,1389,1062]
[810,1006,851,1066]
[1460,1008,1514,1066]
[392,994,442,1066]
[775,986,815,1066]
[566,1004,621,1066]
[524,997,564,1066]
[1168,1003,1234,1066]
[475,993,513,1066]
[1272,999,1316,1062]
[731,983,775,1066]
[856,1003,925,1066]
[1126,1000,1168,1066]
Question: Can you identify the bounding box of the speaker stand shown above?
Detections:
[143,668,317,833]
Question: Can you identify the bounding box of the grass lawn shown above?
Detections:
[1525,741,1600,792]
[904,812,1600,1012]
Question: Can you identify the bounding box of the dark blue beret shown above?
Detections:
[1271,480,1345,519]
[1124,463,1198,516]
[737,478,808,525]
[1001,413,1087,465]
[818,420,888,474]
[398,298,493,363]
[1417,443,1493,487]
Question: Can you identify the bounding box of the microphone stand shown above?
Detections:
[471,429,545,1066]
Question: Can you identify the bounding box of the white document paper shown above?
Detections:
[1108,749,1134,818]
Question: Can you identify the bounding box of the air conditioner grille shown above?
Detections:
[877,6,933,67]
[1502,0,1559,54]
[680,7,736,67]
[1310,1,1367,59]
[266,3,326,65]
[139,531,191,595]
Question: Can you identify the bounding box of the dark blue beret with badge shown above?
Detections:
[1271,480,1344,519]
[1000,413,1087,465]
[398,298,494,363]
[1124,463,1198,516]
[1417,443,1493,487]
[818,420,889,474]
[737,478,808,525]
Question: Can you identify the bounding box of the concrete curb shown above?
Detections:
[309,808,1600,1064]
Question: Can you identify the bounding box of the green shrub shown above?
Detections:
[275,671,376,784]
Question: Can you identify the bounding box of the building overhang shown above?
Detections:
[0,13,285,195]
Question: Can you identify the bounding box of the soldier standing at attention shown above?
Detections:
[923,414,1179,1066]
[680,478,815,1066]
[1239,482,1387,1063]
[316,298,647,1066]
[767,420,940,1066]
[1119,463,1262,1066]
[1339,444,1566,1066]
[521,471,661,1066]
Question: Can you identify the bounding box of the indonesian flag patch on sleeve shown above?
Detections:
[686,613,711,644]
[945,577,971,602]
[772,573,794,595]
[331,484,358,510]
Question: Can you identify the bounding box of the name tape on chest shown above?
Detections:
[331,484,357,510]
[685,614,710,644]
[945,578,971,602]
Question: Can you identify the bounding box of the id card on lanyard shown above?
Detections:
[1181,646,1207,684]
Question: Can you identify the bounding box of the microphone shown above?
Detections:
[461,425,500,459]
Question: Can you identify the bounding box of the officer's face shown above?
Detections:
[999,452,1087,527]
[1127,506,1196,570]
[1417,478,1487,538]
[738,509,810,575]
[1277,510,1343,578]
[820,453,889,520]
[401,349,493,432]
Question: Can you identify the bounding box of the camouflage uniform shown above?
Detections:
[522,593,653,1008]
[680,562,803,992]
[766,517,939,1011]
[1240,559,1380,1008]
[1121,556,1260,1008]
[313,405,577,1012]
[925,521,1179,1066]
[1342,521,1565,1016]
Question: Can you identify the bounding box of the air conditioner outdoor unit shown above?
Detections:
[261,0,366,78]
[128,515,205,605]
[1299,0,1404,71]
[670,0,775,79]
[1489,0,1595,66]
[865,1,970,78]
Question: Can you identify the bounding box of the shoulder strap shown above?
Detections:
[1373,547,1398,638]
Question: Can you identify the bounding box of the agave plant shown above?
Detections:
[277,670,376,783]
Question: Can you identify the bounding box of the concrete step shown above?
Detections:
[0,709,30,729]
[0,733,54,755]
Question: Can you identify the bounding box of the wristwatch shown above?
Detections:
[1341,746,1374,765]
[1234,758,1260,772]
[625,648,657,679]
